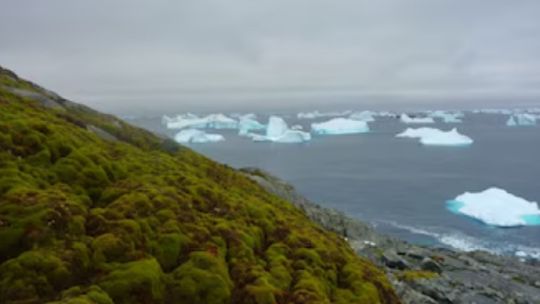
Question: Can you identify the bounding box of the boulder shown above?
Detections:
[421,258,443,274]
[382,250,410,270]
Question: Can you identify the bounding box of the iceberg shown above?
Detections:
[375,111,397,118]
[266,116,289,138]
[165,114,208,129]
[248,116,311,143]
[274,130,312,143]
[400,114,435,124]
[203,113,238,129]
[174,129,225,144]
[506,116,517,126]
[311,118,370,135]
[506,113,536,126]
[396,127,473,146]
[429,110,463,123]
[473,108,513,115]
[349,111,376,122]
[164,113,238,130]
[297,110,351,119]
[447,188,540,227]
[238,115,265,135]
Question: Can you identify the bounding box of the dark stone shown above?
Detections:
[382,250,410,270]
[421,258,443,274]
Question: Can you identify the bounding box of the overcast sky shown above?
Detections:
[1,0,540,113]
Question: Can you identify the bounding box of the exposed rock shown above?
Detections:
[382,250,411,270]
[420,258,442,274]
[4,87,64,109]
[87,125,118,142]
[243,168,540,304]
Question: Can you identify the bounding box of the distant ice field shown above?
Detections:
[129,111,540,258]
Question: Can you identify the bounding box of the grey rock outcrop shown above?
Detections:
[242,168,540,304]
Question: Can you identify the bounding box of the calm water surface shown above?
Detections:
[132,113,540,257]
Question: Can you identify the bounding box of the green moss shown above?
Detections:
[92,233,131,264]
[245,281,279,304]
[98,258,164,304]
[155,233,189,271]
[0,69,400,304]
[0,250,72,301]
[49,285,114,304]
[169,251,232,304]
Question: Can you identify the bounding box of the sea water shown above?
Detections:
[130,112,540,258]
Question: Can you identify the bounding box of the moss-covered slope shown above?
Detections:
[0,67,400,304]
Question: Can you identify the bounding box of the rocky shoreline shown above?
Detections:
[242,168,540,304]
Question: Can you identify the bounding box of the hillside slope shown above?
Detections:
[243,169,540,304]
[0,67,400,304]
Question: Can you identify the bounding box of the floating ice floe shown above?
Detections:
[429,110,464,123]
[164,113,238,130]
[472,108,514,115]
[297,110,351,119]
[400,113,435,124]
[174,129,225,143]
[349,111,376,122]
[506,113,536,126]
[447,187,540,227]
[311,118,370,135]
[396,127,473,146]
[247,116,311,143]
[238,114,265,136]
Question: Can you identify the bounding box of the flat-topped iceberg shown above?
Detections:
[506,113,536,126]
[349,111,376,122]
[165,114,208,129]
[164,113,238,130]
[472,108,513,115]
[400,113,435,124]
[247,116,311,143]
[202,113,238,129]
[174,129,225,143]
[429,110,463,123]
[396,127,473,146]
[447,188,540,227]
[297,110,351,119]
[311,118,369,135]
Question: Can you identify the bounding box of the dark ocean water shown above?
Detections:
[130,113,540,258]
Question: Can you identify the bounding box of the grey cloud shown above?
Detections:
[1,0,540,113]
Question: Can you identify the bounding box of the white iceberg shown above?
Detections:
[375,111,397,118]
[266,116,289,138]
[472,108,514,115]
[447,188,540,227]
[297,110,351,119]
[238,115,265,135]
[349,111,376,122]
[311,118,370,135]
[506,113,536,126]
[247,116,311,143]
[174,129,225,143]
[396,127,473,146]
[203,113,238,129]
[506,116,517,126]
[164,113,238,130]
[165,114,208,129]
[400,114,435,124]
[274,130,312,143]
[429,110,463,123]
